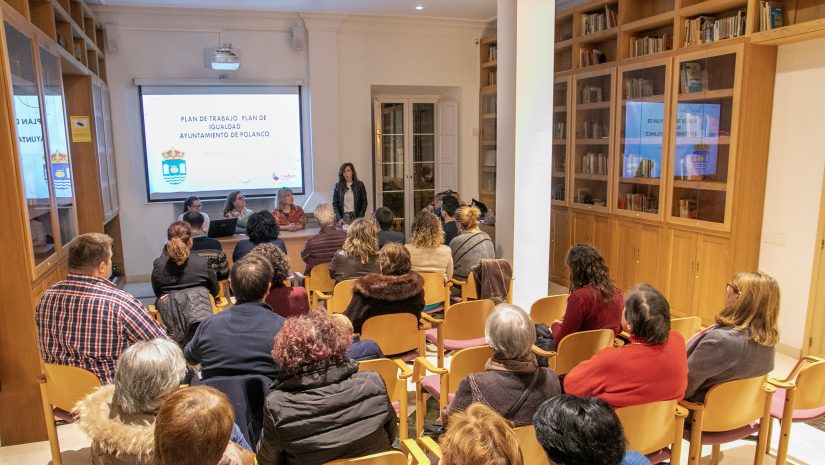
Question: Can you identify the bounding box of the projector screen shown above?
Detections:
[139,85,305,202]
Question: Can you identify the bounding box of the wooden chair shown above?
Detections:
[767,355,825,465]
[680,375,775,465]
[299,262,336,309]
[531,328,614,375]
[529,294,569,326]
[450,272,515,303]
[148,303,164,325]
[422,299,495,368]
[214,279,231,311]
[358,358,414,439]
[616,400,687,465]
[670,316,702,342]
[413,345,494,436]
[361,313,426,359]
[419,271,452,312]
[414,425,549,465]
[315,279,357,314]
[38,363,102,465]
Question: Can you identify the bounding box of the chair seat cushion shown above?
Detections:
[770,387,825,422]
[646,448,671,464]
[683,422,760,445]
[392,400,400,415]
[421,374,441,399]
[424,329,487,350]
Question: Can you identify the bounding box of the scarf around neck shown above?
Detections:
[485,353,539,373]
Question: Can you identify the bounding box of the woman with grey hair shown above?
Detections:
[75,339,252,465]
[441,304,561,427]
[272,187,305,231]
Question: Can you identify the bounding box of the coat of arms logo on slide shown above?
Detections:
[161,149,187,185]
[50,151,72,190]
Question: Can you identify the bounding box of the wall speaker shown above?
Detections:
[104,23,119,54]
[290,26,304,52]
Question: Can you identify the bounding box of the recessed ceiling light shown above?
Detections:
[415,5,424,10]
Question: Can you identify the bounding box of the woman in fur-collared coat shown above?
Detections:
[343,243,425,336]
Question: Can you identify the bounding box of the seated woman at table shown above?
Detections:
[223,191,254,230]
[272,188,305,231]
[178,195,211,232]
[250,242,309,319]
[233,211,286,262]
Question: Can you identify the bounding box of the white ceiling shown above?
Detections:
[87,0,498,21]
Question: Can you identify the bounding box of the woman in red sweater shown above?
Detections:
[548,244,623,350]
[564,284,688,409]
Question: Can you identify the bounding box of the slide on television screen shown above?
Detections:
[140,85,304,202]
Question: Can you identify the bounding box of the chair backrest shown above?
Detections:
[702,375,771,432]
[328,279,357,313]
[362,313,422,357]
[41,363,101,412]
[306,262,336,295]
[670,316,701,342]
[793,356,825,410]
[358,358,405,405]
[555,329,614,375]
[194,374,272,448]
[324,450,408,465]
[506,276,515,304]
[442,299,495,340]
[616,400,686,455]
[420,272,449,307]
[447,345,494,392]
[529,294,569,326]
[513,425,551,465]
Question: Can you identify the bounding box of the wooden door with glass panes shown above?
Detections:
[374,98,437,236]
[552,78,570,206]
[615,59,670,221]
[572,69,614,212]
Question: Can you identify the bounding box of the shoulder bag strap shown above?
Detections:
[503,369,541,419]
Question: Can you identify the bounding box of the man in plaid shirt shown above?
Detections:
[36,233,166,383]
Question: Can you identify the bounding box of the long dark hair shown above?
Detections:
[222,191,242,215]
[183,196,200,214]
[566,243,614,302]
[338,162,358,191]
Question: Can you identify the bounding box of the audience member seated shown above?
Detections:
[300,202,346,274]
[343,243,425,335]
[375,206,405,248]
[182,211,230,280]
[178,195,211,232]
[440,403,523,465]
[223,191,254,230]
[443,304,560,427]
[564,285,688,409]
[233,211,287,262]
[152,221,219,299]
[155,386,255,465]
[36,233,165,383]
[251,243,309,319]
[75,339,251,465]
[331,313,384,361]
[450,206,495,281]
[684,271,779,403]
[406,211,453,278]
[545,243,623,351]
[534,395,651,465]
[329,218,379,282]
[184,255,285,380]
[440,195,460,245]
[271,188,305,231]
[257,312,397,465]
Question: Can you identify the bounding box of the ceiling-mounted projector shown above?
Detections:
[209,44,240,71]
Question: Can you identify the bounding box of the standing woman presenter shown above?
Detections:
[333,162,367,225]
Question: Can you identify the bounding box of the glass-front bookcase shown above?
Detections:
[552,78,570,205]
[669,47,739,228]
[615,60,670,220]
[572,69,614,211]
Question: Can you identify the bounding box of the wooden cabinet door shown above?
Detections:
[694,234,731,325]
[572,212,594,245]
[611,220,639,292]
[636,223,665,291]
[666,229,698,317]
[593,215,612,262]
[551,209,570,282]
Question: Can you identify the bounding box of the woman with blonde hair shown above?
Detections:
[440,403,523,465]
[328,218,379,282]
[272,188,305,231]
[405,211,453,278]
[151,221,218,299]
[450,205,495,281]
[684,271,780,402]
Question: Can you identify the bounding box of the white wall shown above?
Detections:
[759,37,825,352]
[95,6,484,279]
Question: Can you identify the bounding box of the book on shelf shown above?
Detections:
[629,33,672,58]
[487,44,497,61]
[581,5,618,35]
[683,11,746,47]
[579,48,607,67]
[553,122,566,139]
[484,149,496,167]
[579,151,608,175]
[620,193,658,213]
[680,62,708,93]
[759,1,784,31]
[580,84,604,104]
[624,78,655,99]
[581,120,608,139]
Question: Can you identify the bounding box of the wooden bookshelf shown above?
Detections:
[479,35,497,210]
